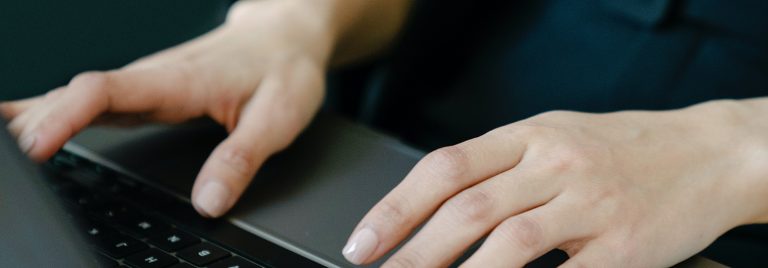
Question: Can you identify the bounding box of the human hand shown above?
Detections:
[343,100,768,267]
[0,0,333,218]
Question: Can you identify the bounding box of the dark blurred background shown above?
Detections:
[0,0,229,100]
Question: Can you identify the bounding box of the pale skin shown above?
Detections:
[1,0,767,267]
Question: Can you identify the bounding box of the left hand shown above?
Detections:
[0,0,334,218]
[342,99,768,267]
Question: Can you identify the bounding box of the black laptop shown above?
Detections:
[1,113,733,268]
[0,117,330,268]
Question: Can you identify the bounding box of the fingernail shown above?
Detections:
[19,135,36,154]
[194,180,231,217]
[342,227,379,265]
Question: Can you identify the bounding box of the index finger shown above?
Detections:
[16,68,200,161]
[0,95,45,119]
[342,127,529,265]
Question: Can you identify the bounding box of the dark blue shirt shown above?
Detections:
[368,0,768,149]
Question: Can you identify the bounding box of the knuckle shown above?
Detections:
[534,110,574,121]
[70,71,109,93]
[542,145,597,175]
[43,87,66,101]
[500,123,551,141]
[496,215,544,252]
[590,185,622,206]
[226,1,257,23]
[486,124,528,139]
[370,194,411,227]
[216,144,259,179]
[69,72,114,108]
[420,146,470,185]
[482,126,510,139]
[443,188,494,223]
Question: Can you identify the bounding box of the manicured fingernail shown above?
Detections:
[342,227,378,265]
[19,135,36,154]
[194,180,231,217]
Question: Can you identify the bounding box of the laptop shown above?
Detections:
[0,114,726,267]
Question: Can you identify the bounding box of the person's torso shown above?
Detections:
[369,0,768,149]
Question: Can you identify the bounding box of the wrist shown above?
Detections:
[683,99,768,225]
[737,98,768,224]
[224,0,339,66]
[225,0,410,67]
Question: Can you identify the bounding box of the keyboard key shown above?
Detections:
[75,194,96,207]
[83,220,118,240]
[50,153,271,268]
[89,200,136,222]
[176,242,230,266]
[148,229,200,252]
[50,151,81,169]
[96,234,148,258]
[167,263,195,268]
[117,213,170,238]
[208,256,265,268]
[124,248,178,268]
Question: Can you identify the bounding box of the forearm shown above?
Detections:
[227,0,412,67]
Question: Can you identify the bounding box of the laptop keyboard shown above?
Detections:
[44,150,267,268]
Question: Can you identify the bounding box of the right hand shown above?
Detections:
[0,0,333,218]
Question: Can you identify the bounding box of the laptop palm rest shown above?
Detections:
[71,114,421,267]
[70,114,722,268]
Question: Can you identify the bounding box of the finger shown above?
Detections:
[7,108,36,137]
[382,165,562,267]
[558,241,619,268]
[0,95,45,119]
[461,196,590,268]
[7,87,72,139]
[343,128,529,265]
[3,88,60,136]
[191,59,324,218]
[15,68,203,161]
